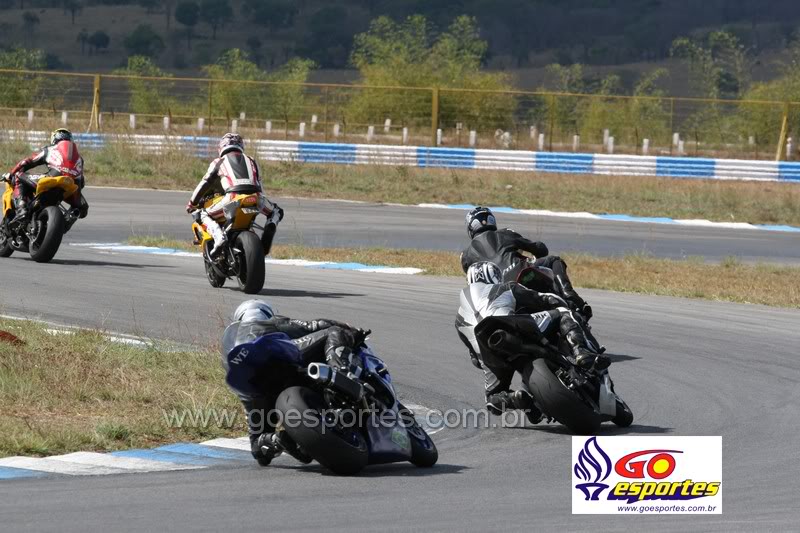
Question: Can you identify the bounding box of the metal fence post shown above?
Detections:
[323,86,329,142]
[207,80,214,131]
[431,87,440,147]
[776,102,790,161]
[669,97,675,155]
[90,75,102,131]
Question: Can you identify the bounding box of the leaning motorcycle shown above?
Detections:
[1,173,82,263]
[223,330,439,475]
[468,313,633,435]
[190,193,279,294]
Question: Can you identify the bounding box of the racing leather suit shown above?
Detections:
[9,140,88,218]
[221,314,361,461]
[455,281,594,401]
[460,228,588,312]
[189,149,282,252]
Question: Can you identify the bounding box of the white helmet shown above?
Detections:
[233,299,275,323]
[466,262,501,285]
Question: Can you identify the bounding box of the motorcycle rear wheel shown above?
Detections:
[29,206,64,263]
[526,358,601,435]
[0,223,12,258]
[235,231,265,294]
[276,386,368,476]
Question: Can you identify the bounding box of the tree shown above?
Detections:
[76,28,89,55]
[63,0,82,25]
[138,0,158,14]
[123,24,165,58]
[246,36,262,66]
[88,30,110,55]
[175,1,199,49]
[299,6,352,68]
[200,0,232,40]
[22,11,39,40]
[242,0,297,30]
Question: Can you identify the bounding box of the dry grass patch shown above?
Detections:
[0,320,241,458]
[128,236,800,308]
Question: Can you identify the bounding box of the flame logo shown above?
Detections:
[574,437,612,500]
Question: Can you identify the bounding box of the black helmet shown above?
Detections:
[466,261,501,285]
[466,206,497,238]
[50,128,73,145]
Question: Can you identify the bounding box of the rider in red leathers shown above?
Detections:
[8,128,89,222]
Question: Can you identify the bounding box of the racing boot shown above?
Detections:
[486,390,544,424]
[252,432,282,467]
[207,223,227,259]
[11,196,28,224]
[260,204,283,255]
[565,329,611,370]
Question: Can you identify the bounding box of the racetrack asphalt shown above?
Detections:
[77,187,800,265]
[0,244,798,531]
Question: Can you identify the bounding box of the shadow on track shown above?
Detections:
[268,463,468,478]
[606,353,641,363]
[252,287,364,299]
[517,423,672,435]
[52,258,174,269]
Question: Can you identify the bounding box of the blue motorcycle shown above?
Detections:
[225,330,438,476]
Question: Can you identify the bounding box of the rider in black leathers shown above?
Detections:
[455,262,609,421]
[460,206,592,319]
[222,300,367,466]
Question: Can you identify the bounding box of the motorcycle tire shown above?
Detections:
[276,386,368,476]
[0,224,12,258]
[612,398,634,428]
[204,259,226,288]
[29,206,65,263]
[398,404,438,468]
[526,358,601,435]
[235,231,265,294]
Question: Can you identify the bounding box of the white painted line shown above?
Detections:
[200,438,252,452]
[48,452,200,472]
[0,456,131,476]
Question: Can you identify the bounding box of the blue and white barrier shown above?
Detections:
[3,130,799,182]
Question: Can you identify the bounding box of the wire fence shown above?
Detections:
[1,68,799,160]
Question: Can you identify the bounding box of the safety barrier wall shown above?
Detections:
[2,130,799,182]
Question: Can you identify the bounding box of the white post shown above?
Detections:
[602,129,610,147]
[530,125,537,140]
[299,122,306,138]
[642,138,650,155]
[672,132,680,147]
[538,133,545,151]
[332,123,340,137]
[27,109,34,124]
[265,120,272,134]
[310,114,318,131]
[436,128,443,146]
[572,134,580,152]
[197,117,205,132]
[607,136,615,154]
[787,137,794,160]
[367,125,375,141]
[98,113,103,127]
[384,118,392,134]
[748,135,755,146]
[239,112,246,121]
[163,116,170,130]
[469,130,477,147]
[677,139,685,155]
[231,119,238,133]
[61,111,68,125]
[501,131,511,149]
[402,127,408,144]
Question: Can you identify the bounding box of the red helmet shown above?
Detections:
[218,133,244,156]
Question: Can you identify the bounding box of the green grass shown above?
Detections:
[0,319,241,458]
[3,139,799,226]
[129,236,800,308]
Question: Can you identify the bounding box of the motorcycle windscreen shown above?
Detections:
[224,332,303,397]
[365,412,413,465]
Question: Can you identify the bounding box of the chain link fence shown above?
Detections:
[1,68,798,160]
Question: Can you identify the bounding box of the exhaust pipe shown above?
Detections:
[488,330,522,353]
[307,363,364,400]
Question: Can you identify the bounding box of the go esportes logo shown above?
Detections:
[571,436,722,514]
